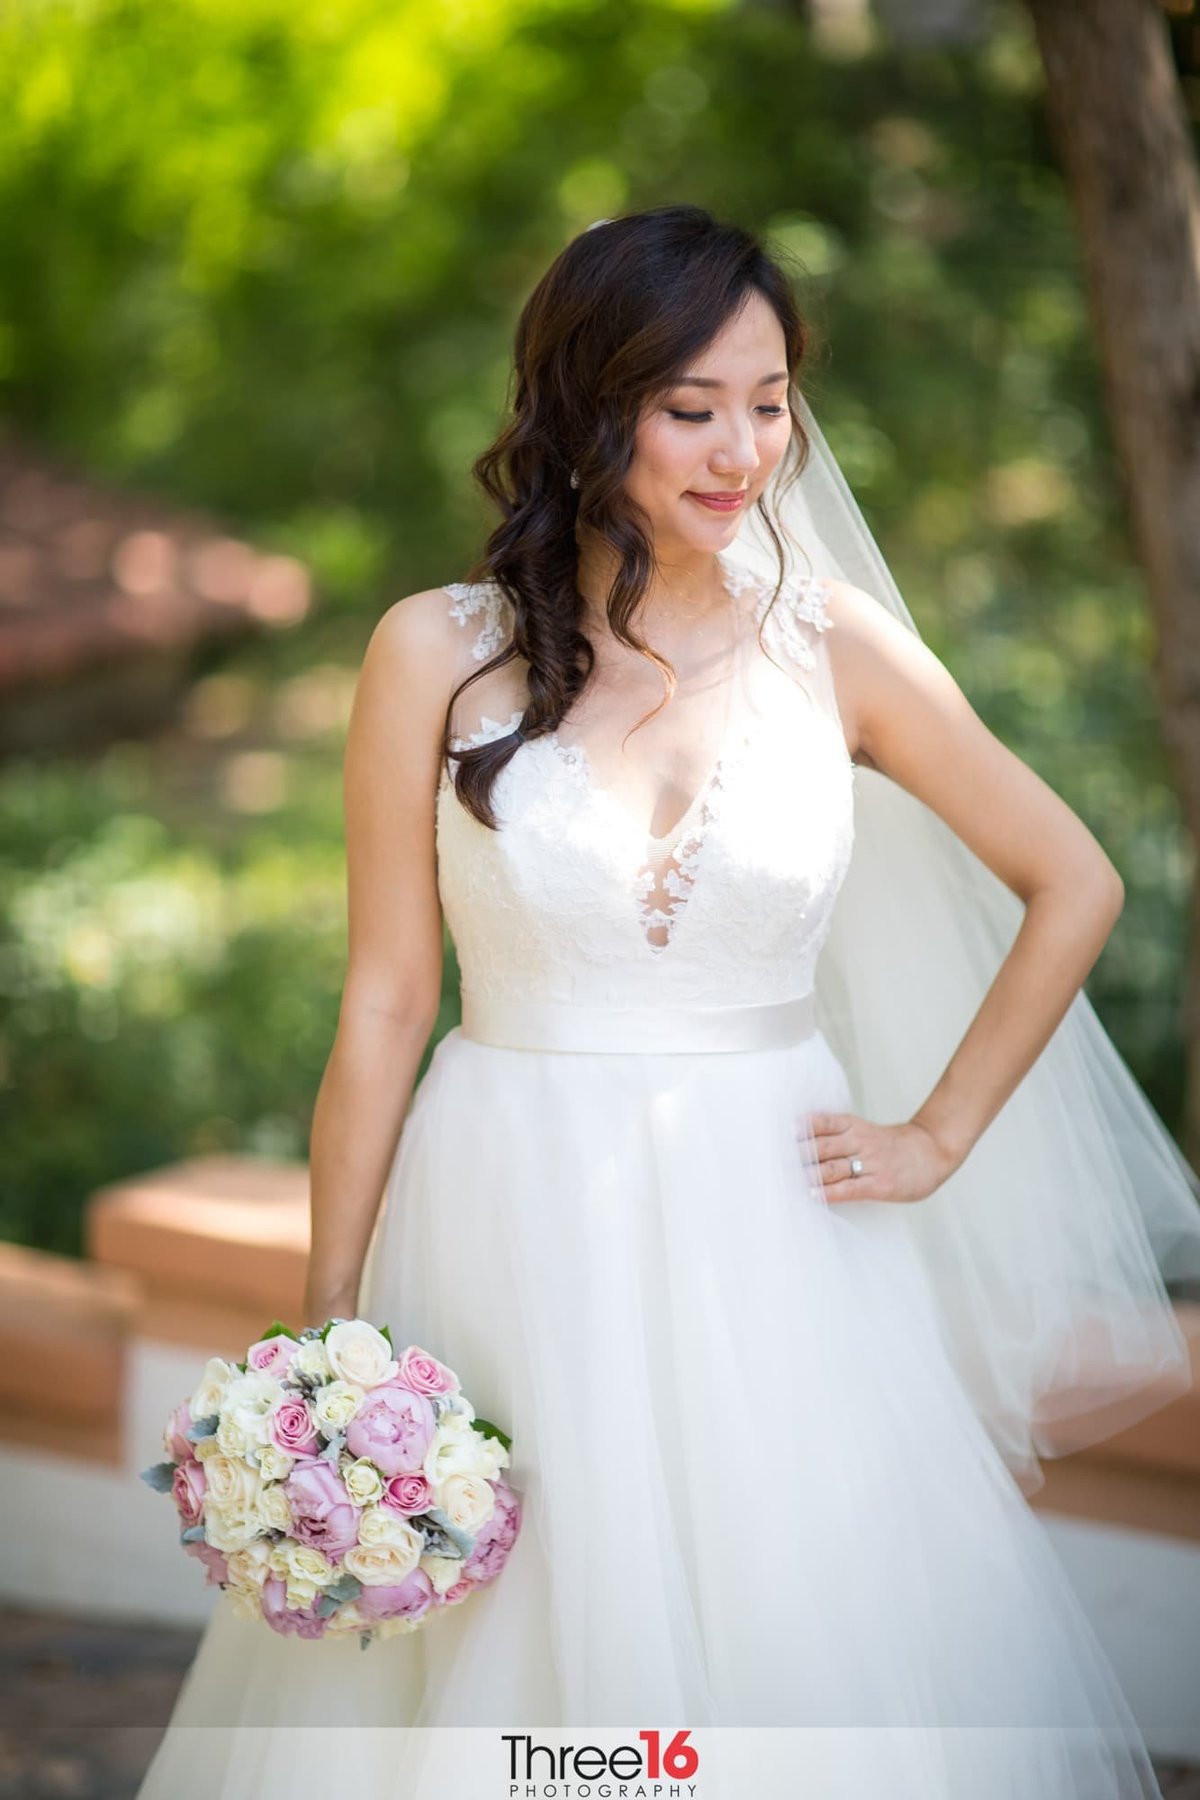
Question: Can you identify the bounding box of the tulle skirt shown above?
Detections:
[138,1024,1163,1798]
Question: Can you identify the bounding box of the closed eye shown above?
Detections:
[669,406,788,422]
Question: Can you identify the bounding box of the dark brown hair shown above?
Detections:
[445,203,817,829]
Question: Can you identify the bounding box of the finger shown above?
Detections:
[807,1112,855,1148]
[822,1167,877,1202]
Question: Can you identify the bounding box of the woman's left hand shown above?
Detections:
[799,1111,958,1206]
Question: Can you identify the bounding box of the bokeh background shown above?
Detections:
[2,0,1195,1259]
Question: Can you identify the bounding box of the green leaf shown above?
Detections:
[186,1415,220,1442]
[379,1323,394,1348]
[325,1572,362,1603]
[470,1416,512,1453]
[180,1524,206,1544]
[424,1506,475,1558]
[140,1461,177,1493]
[260,1321,300,1342]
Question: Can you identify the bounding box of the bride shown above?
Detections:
[139,204,1200,1799]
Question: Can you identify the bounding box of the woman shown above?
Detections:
[140,205,1200,1799]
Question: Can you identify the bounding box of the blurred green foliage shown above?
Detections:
[0,0,1191,1254]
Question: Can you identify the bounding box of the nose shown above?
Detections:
[710,417,760,478]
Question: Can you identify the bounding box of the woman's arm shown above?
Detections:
[303,587,459,1324]
[822,581,1125,1189]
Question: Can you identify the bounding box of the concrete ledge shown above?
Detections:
[1027,1300,1200,1544]
[87,1153,309,1342]
[0,1242,140,1465]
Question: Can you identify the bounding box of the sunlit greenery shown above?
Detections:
[0,0,1190,1253]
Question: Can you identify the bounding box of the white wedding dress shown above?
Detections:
[139,546,1167,1799]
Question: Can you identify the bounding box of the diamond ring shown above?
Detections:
[849,1157,864,1177]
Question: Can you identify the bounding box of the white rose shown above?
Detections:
[373,1614,422,1639]
[220,1372,283,1448]
[419,1553,466,1596]
[294,1338,332,1381]
[190,1356,233,1422]
[356,1506,421,1552]
[323,1604,366,1635]
[216,1412,252,1458]
[313,1380,365,1434]
[342,1538,421,1587]
[324,1321,398,1391]
[259,1484,292,1532]
[228,1584,262,1621]
[194,1434,223,1464]
[257,1444,294,1483]
[279,1542,336,1588]
[203,1453,263,1515]
[342,1458,384,1506]
[226,1539,273,1589]
[203,1501,261,1554]
[424,1416,505,1485]
[433,1472,496,1534]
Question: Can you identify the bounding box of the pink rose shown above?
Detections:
[380,1472,434,1516]
[354,1567,435,1623]
[345,1387,436,1477]
[165,1401,193,1463]
[462,1477,521,1585]
[393,1345,460,1397]
[247,1335,299,1379]
[269,1396,318,1457]
[442,1577,475,1604]
[261,1575,327,1639]
[184,1537,229,1588]
[284,1459,360,1557]
[172,1459,206,1528]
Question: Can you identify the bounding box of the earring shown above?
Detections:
[569,468,580,489]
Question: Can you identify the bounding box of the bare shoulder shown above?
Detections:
[344,585,475,789]
[362,583,467,682]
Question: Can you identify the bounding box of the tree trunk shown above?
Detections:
[1024,0,1200,1168]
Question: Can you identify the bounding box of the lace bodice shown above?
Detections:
[435,548,856,1010]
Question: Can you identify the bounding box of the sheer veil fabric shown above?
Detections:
[761,393,1200,1495]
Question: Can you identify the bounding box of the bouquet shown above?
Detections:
[141,1317,522,1645]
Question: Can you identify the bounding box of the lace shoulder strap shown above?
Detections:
[750,569,834,674]
[744,565,851,760]
[442,578,515,663]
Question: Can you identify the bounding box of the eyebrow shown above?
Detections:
[672,371,790,389]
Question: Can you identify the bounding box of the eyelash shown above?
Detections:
[668,406,788,423]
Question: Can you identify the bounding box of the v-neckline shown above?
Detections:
[541,547,756,848]
[545,728,736,849]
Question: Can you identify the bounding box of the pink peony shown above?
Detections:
[380,1472,434,1516]
[345,1387,436,1477]
[261,1575,327,1639]
[354,1567,436,1623]
[269,1396,318,1457]
[393,1346,460,1397]
[172,1459,206,1528]
[284,1459,361,1558]
[246,1334,300,1379]
[184,1537,229,1588]
[165,1401,193,1464]
[462,1477,521,1584]
[442,1577,475,1604]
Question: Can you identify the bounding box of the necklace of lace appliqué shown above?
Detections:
[439,557,851,957]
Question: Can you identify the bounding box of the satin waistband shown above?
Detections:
[458,989,818,1054]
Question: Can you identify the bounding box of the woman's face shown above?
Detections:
[626,290,793,562]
